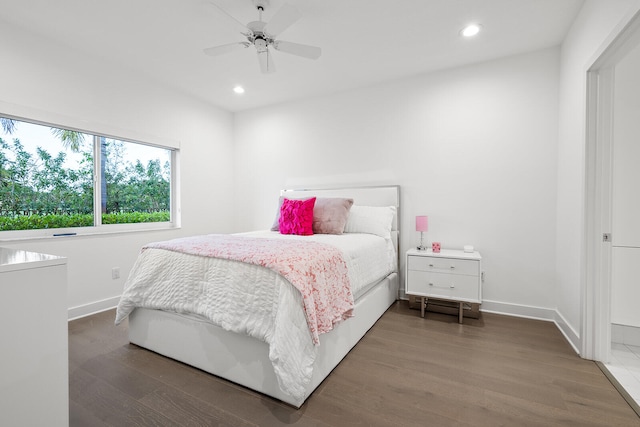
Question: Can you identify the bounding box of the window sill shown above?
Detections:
[0,223,181,243]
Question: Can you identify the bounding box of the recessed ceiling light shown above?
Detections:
[461,24,481,37]
[233,85,245,94]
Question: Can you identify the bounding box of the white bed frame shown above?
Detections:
[128,185,400,408]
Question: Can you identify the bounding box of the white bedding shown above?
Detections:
[115,231,396,401]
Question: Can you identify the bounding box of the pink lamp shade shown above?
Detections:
[416,215,428,232]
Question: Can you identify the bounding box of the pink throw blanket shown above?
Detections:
[145,234,354,344]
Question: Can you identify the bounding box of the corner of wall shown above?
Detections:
[554,309,581,355]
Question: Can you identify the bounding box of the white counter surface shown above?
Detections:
[0,247,67,273]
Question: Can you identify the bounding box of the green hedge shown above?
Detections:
[101,211,170,224]
[0,211,170,231]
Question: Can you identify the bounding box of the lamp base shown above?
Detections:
[417,231,427,251]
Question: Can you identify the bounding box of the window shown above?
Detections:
[0,115,178,238]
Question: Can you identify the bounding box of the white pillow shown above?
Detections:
[344,205,396,239]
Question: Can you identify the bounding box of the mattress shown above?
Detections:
[239,230,397,299]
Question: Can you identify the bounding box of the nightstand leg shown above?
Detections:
[421,297,426,318]
[458,302,464,324]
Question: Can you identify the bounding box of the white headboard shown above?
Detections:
[280,185,401,263]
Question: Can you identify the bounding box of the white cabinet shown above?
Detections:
[0,248,68,427]
[405,248,481,323]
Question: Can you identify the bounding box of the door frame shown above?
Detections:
[583,9,640,361]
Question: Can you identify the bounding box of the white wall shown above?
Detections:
[0,21,236,318]
[235,48,561,317]
[555,0,640,349]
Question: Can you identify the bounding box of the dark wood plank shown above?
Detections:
[69,399,110,427]
[109,344,293,424]
[68,302,640,426]
[70,365,177,426]
[139,387,259,427]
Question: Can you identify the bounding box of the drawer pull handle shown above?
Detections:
[428,263,434,267]
[428,282,434,286]
[450,284,455,288]
[450,265,455,269]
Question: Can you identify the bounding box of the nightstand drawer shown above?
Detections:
[407,255,479,276]
[407,270,481,302]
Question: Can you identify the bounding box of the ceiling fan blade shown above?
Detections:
[273,40,321,60]
[203,42,250,57]
[257,50,275,74]
[263,3,301,36]
[206,1,252,35]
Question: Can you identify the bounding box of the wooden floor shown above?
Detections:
[69,301,640,426]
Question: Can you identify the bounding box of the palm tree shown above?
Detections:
[1,117,85,151]
[50,128,85,152]
[1,118,16,135]
[1,119,21,205]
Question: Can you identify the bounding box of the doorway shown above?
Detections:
[585,9,640,410]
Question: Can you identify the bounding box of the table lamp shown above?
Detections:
[416,215,428,250]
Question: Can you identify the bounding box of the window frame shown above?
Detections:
[0,111,181,241]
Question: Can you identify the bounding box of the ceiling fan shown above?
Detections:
[204,0,321,74]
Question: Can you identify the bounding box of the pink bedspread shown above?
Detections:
[145,234,354,344]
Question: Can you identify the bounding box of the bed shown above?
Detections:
[115,185,400,408]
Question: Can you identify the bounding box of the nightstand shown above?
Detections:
[405,248,482,323]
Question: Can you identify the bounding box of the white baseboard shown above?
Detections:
[612,323,640,347]
[480,299,556,321]
[68,296,120,321]
[553,309,581,355]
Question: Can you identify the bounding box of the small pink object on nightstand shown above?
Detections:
[432,242,441,253]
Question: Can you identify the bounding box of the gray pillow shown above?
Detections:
[312,198,354,234]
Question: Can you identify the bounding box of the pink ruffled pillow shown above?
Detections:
[279,197,316,235]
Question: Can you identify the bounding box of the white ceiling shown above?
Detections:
[1,0,584,112]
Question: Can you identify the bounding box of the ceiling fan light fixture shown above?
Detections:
[233,85,245,94]
[461,24,482,37]
[254,38,268,52]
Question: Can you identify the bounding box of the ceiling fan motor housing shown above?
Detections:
[247,21,274,50]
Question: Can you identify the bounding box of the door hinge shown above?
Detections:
[603,233,612,242]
